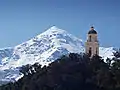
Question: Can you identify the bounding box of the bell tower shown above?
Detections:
[85,26,99,57]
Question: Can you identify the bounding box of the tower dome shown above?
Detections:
[88,26,97,34]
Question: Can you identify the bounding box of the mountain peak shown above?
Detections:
[45,26,66,34]
[49,25,59,30]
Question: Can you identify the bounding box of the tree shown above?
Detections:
[19,64,31,76]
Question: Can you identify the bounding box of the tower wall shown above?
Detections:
[85,42,99,56]
[85,28,99,57]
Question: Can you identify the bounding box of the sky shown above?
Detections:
[0,0,120,48]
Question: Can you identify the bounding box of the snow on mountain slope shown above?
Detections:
[0,26,85,82]
[0,26,84,69]
[0,26,116,82]
[99,47,115,60]
[0,48,13,64]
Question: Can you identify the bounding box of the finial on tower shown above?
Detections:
[90,25,94,30]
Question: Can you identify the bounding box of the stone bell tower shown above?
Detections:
[85,26,99,57]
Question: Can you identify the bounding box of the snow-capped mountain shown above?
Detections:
[0,26,116,82]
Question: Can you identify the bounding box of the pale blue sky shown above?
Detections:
[0,0,120,48]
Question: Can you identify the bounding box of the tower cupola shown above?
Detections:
[88,26,97,34]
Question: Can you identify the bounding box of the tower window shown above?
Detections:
[89,47,92,57]
[89,35,91,42]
